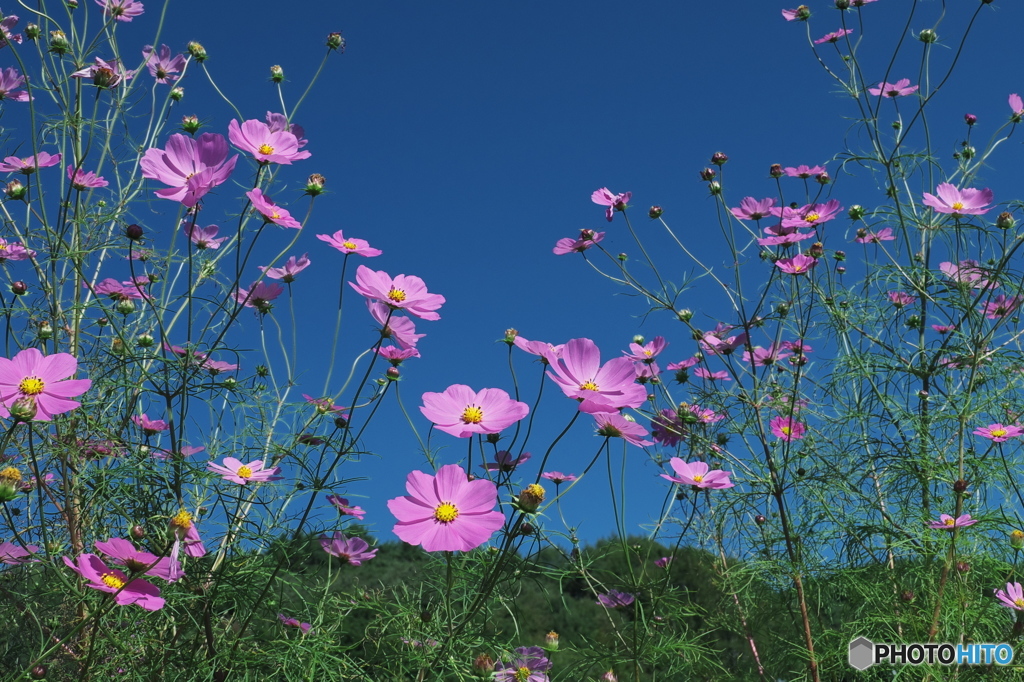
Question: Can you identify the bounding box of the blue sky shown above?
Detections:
[13,0,1024,547]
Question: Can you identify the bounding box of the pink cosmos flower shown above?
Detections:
[730,197,776,220]
[0,152,61,174]
[367,301,425,349]
[596,590,636,608]
[1009,94,1024,123]
[265,112,307,147]
[553,228,605,255]
[184,223,228,250]
[320,531,378,566]
[95,537,182,583]
[0,239,35,261]
[996,582,1024,611]
[784,165,825,178]
[388,463,505,552]
[132,413,168,436]
[666,356,699,371]
[868,79,919,98]
[543,338,648,414]
[775,254,817,275]
[654,556,672,569]
[97,0,144,21]
[65,166,106,191]
[772,199,843,228]
[814,28,852,44]
[781,6,810,21]
[887,291,917,308]
[973,423,1024,442]
[317,230,382,257]
[661,458,734,489]
[513,336,564,361]
[742,344,791,366]
[326,495,366,519]
[757,223,815,247]
[594,412,653,447]
[0,348,91,421]
[420,384,529,438]
[928,513,978,530]
[0,541,39,564]
[152,445,204,461]
[700,330,749,357]
[591,187,632,222]
[922,183,993,217]
[350,265,445,321]
[625,336,667,362]
[0,67,30,101]
[693,367,731,381]
[541,471,576,484]
[940,260,997,289]
[494,647,552,682]
[207,457,282,485]
[259,254,310,283]
[70,57,136,87]
[170,510,206,557]
[141,133,238,207]
[245,188,303,228]
[981,294,1020,320]
[770,415,805,441]
[0,12,22,47]
[303,394,346,415]
[63,554,164,611]
[483,450,532,473]
[377,345,420,364]
[278,614,312,634]
[932,324,955,334]
[234,281,284,313]
[203,359,238,374]
[229,119,310,165]
[855,227,895,244]
[142,44,185,84]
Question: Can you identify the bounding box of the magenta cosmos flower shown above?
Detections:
[494,647,552,682]
[170,509,206,557]
[940,260,997,289]
[770,415,806,441]
[279,614,312,634]
[350,265,445,321]
[0,67,30,101]
[0,152,61,174]
[868,79,919,98]
[245,188,303,228]
[855,227,895,244]
[553,228,605,255]
[483,450,532,473]
[781,6,810,21]
[420,384,529,438]
[661,458,734,489]
[973,423,1024,442]
[234,281,284,313]
[326,495,366,519]
[772,199,843,228]
[207,457,282,485]
[730,197,775,220]
[0,12,22,47]
[388,463,505,552]
[317,230,382,257]
[591,187,632,222]
[922,183,993,217]
[320,531,378,565]
[184,223,228,250]
[229,118,310,165]
[142,44,185,84]
[996,582,1024,611]
[70,57,136,88]
[596,590,635,608]
[1009,94,1023,122]
[814,28,852,44]
[0,540,39,564]
[95,537,182,583]
[775,254,817,275]
[259,254,310,283]
[544,338,647,414]
[654,556,672,569]
[368,302,425,350]
[541,471,576,484]
[63,553,164,611]
[784,164,825,178]
[132,413,168,435]
[97,0,144,22]
[0,348,91,421]
[594,412,653,447]
[141,133,238,207]
[929,513,978,530]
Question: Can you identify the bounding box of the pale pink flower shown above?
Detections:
[772,200,843,228]
[742,344,791,366]
[784,164,824,178]
[939,260,997,289]
[96,0,144,22]
[70,57,135,87]
[246,188,302,228]
[775,254,817,275]
[326,495,366,519]
[855,227,895,244]
[0,67,30,101]
[142,44,184,84]
[169,510,206,557]
[996,582,1024,611]
[234,281,284,313]
[367,301,425,349]
[0,152,60,174]
[95,537,182,583]
[543,338,647,414]
[207,457,282,485]
[350,265,445,321]
[591,187,631,222]
[693,368,731,381]
[259,254,310,283]
[730,197,776,220]
[184,223,228,250]
[0,239,35,261]
[624,336,667,362]
[654,556,672,569]
[419,384,529,438]
[0,12,22,47]
[981,294,1020,320]
[376,345,420,364]
[594,412,653,447]
[1010,94,1024,123]
[814,28,852,44]
[973,423,1024,442]
[868,79,919,98]
[661,458,733,489]
[0,541,38,564]
[928,513,978,530]
[757,223,815,247]
[320,531,377,565]
[229,118,310,165]
[131,413,168,436]
[541,471,576,484]
[922,183,993,217]
[317,230,382,257]
[887,291,917,308]
[781,6,810,21]
[63,554,164,611]
[140,133,238,207]
[513,336,564,361]
[0,348,91,421]
[770,415,805,441]
[553,229,605,255]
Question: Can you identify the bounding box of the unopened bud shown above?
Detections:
[30,664,47,680]
[11,281,27,296]
[126,224,144,241]
[699,168,716,182]
[996,212,1015,230]
[49,30,70,55]
[116,299,136,315]
[485,433,500,444]
[545,631,559,651]
[808,242,824,258]
[953,479,968,493]
[707,181,722,195]
[181,115,201,134]
[187,42,207,62]
[385,367,400,381]
[648,205,663,219]
[326,32,346,51]
[38,322,53,340]
[170,86,184,101]
[834,0,850,8]
[710,151,728,166]
[918,29,937,43]
[769,163,784,178]
[334,415,348,429]
[5,179,26,201]
[517,483,545,513]
[503,328,518,345]
[956,561,970,573]
[305,173,326,196]
[754,514,766,525]
[964,113,977,126]
[221,377,238,390]
[269,65,284,83]
[9,396,37,422]
[900,590,914,602]
[130,525,146,540]
[473,654,495,675]
[617,253,628,261]
[255,365,269,377]
[815,172,830,185]
[136,333,155,348]
[632,334,645,346]
[848,205,866,220]
[519,522,535,536]
[600,672,619,682]
[25,23,40,40]
[1010,529,1024,550]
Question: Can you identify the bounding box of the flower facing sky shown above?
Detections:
[770,415,805,441]
[229,118,311,165]
[814,28,852,44]
[95,537,182,583]
[388,463,505,552]
[0,152,60,174]
[661,458,734,489]
[64,553,164,611]
[140,133,238,207]
[974,423,1024,442]
[320,532,378,565]
[996,582,1024,611]
[259,254,310,283]
[141,44,185,84]
[868,79,919,98]
[0,67,29,101]
[246,188,303,228]
[928,514,978,531]
[922,183,993,217]
[775,254,817,275]
[317,230,383,257]
[591,187,631,221]
[420,384,529,438]
[207,457,282,485]
[97,0,145,21]
[0,348,91,421]
[494,646,552,682]
[543,338,647,414]
[327,495,366,519]
[350,265,445,320]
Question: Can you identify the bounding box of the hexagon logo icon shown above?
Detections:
[849,637,875,670]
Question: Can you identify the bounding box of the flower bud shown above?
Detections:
[699,168,716,181]
[97,317,109,327]
[485,433,500,444]
[502,328,518,345]
[808,242,824,258]
[632,334,645,346]
[11,281,27,296]
[545,631,559,651]
[25,23,40,40]
[900,590,914,602]
[385,367,400,381]
[518,522,535,536]
[181,115,201,134]
[847,205,866,220]
[116,299,136,315]
[67,0,78,8]
[136,333,155,348]
[9,396,37,422]
[92,67,118,89]
[953,479,969,493]
[49,30,70,55]
[187,42,208,62]
[836,266,846,274]
[256,365,269,377]
[334,415,348,429]
[600,672,619,682]
[1010,530,1024,550]
[707,181,722,196]
[517,483,545,513]
[648,205,663,219]
[834,0,850,8]
[754,514,766,525]
[326,32,346,51]
[996,212,1015,230]
[964,113,977,126]
[305,173,326,196]
[769,163,784,178]
[5,179,26,201]
[170,86,184,101]
[710,151,728,166]
[793,5,810,19]
[269,65,285,83]
[473,654,495,675]
[30,665,47,680]
[126,224,144,241]
[0,483,19,503]
[815,172,830,185]
[38,322,53,340]
[221,377,238,390]
[956,561,970,573]
[918,29,937,43]
[617,253,628,261]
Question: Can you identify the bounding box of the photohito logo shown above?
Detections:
[849,637,1014,670]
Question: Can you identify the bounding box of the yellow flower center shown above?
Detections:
[434,502,459,523]
[516,668,532,682]
[461,406,484,424]
[580,380,599,391]
[271,210,281,220]
[1016,598,1024,609]
[101,573,125,590]
[951,201,965,211]
[19,377,45,395]
[692,474,704,483]
[944,518,955,526]
[342,241,357,249]
[792,264,804,272]
[525,483,545,501]
[993,429,1008,437]
[781,426,792,435]
[804,212,820,223]
[0,244,7,251]
[388,288,407,303]
[1013,530,1024,540]
[643,349,652,356]
[171,509,193,530]
[258,144,275,155]
[237,465,253,479]
[0,466,22,483]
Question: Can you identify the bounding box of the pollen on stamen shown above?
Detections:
[171,509,193,529]
[342,241,357,249]
[101,573,126,590]
[579,380,599,391]
[944,518,955,526]
[18,377,45,395]
[461,406,484,424]
[388,288,407,303]
[781,427,792,435]
[993,429,1008,438]
[258,144,275,156]
[692,474,704,483]
[1016,598,1024,608]
[804,212,820,223]
[952,201,965,211]
[434,502,459,523]
[237,465,253,479]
